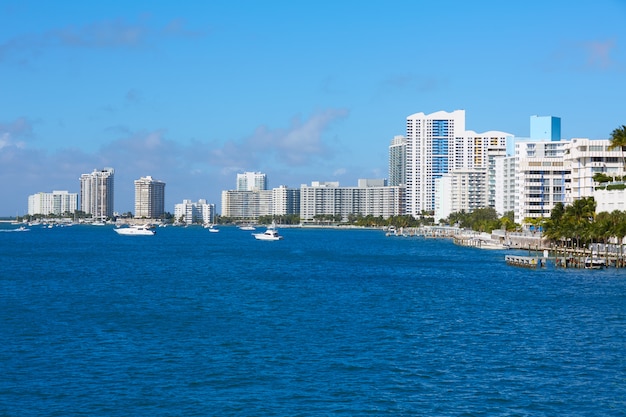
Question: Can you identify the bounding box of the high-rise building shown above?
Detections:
[272,185,300,216]
[79,168,114,220]
[237,172,267,191]
[28,191,78,216]
[494,156,517,216]
[388,135,406,186]
[405,110,465,216]
[134,176,166,219]
[405,110,511,217]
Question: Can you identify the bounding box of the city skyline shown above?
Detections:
[1,1,625,216]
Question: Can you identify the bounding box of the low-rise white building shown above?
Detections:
[174,199,215,224]
[28,190,78,216]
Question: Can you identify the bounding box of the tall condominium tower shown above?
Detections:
[134,176,166,218]
[405,110,511,217]
[388,135,406,186]
[405,110,466,216]
[79,168,115,219]
[237,172,267,191]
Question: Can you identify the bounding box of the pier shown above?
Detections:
[505,248,625,270]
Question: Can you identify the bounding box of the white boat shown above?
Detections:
[114,224,156,236]
[253,223,283,241]
[239,224,256,231]
[208,225,220,233]
[584,256,605,269]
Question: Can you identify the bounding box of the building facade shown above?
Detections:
[236,172,267,191]
[174,199,215,224]
[134,176,166,219]
[434,169,488,222]
[272,185,301,216]
[299,180,404,223]
[564,138,624,204]
[514,140,568,224]
[530,115,561,141]
[221,190,273,219]
[494,155,517,216]
[405,110,511,217]
[406,110,465,216]
[388,135,406,187]
[79,168,115,219]
[27,190,78,216]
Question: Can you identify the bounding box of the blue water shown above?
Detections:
[1,224,625,416]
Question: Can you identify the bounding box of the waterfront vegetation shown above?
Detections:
[539,198,626,248]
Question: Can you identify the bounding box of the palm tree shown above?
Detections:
[563,197,596,251]
[608,125,626,173]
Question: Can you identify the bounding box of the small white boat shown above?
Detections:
[253,223,283,241]
[114,224,156,236]
[208,225,220,233]
[584,256,605,269]
[239,224,256,231]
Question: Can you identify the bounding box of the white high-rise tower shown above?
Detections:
[405,110,466,216]
[79,168,115,220]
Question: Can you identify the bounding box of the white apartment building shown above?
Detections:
[494,156,517,216]
[563,138,624,204]
[434,169,488,223]
[388,135,406,187]
[174,199,215,224]
[79,168,115,219]
[236,172,267,191]
[300,180,404,223]
[272,185,300,216]
[134,176,166,219]
[453,131,510,209]
[27,190,78,216]
[221,190,273,219]
[405,110,511,217]
[492,116,565,224]
[406,110,465,216]
[514,140,568,224]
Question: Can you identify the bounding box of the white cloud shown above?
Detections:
[0,17,203,65]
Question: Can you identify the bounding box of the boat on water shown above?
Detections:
[253,223,283,241]
[208,225,220,233]
[113,224,156,236]
[584,256,605,269]
[239,225,256,231]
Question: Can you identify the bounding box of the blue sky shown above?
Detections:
[1,1,625,216]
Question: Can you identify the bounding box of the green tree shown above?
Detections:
[608,124,626,170]
[563,197,596,250]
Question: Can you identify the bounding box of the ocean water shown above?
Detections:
[1,223,625,416]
